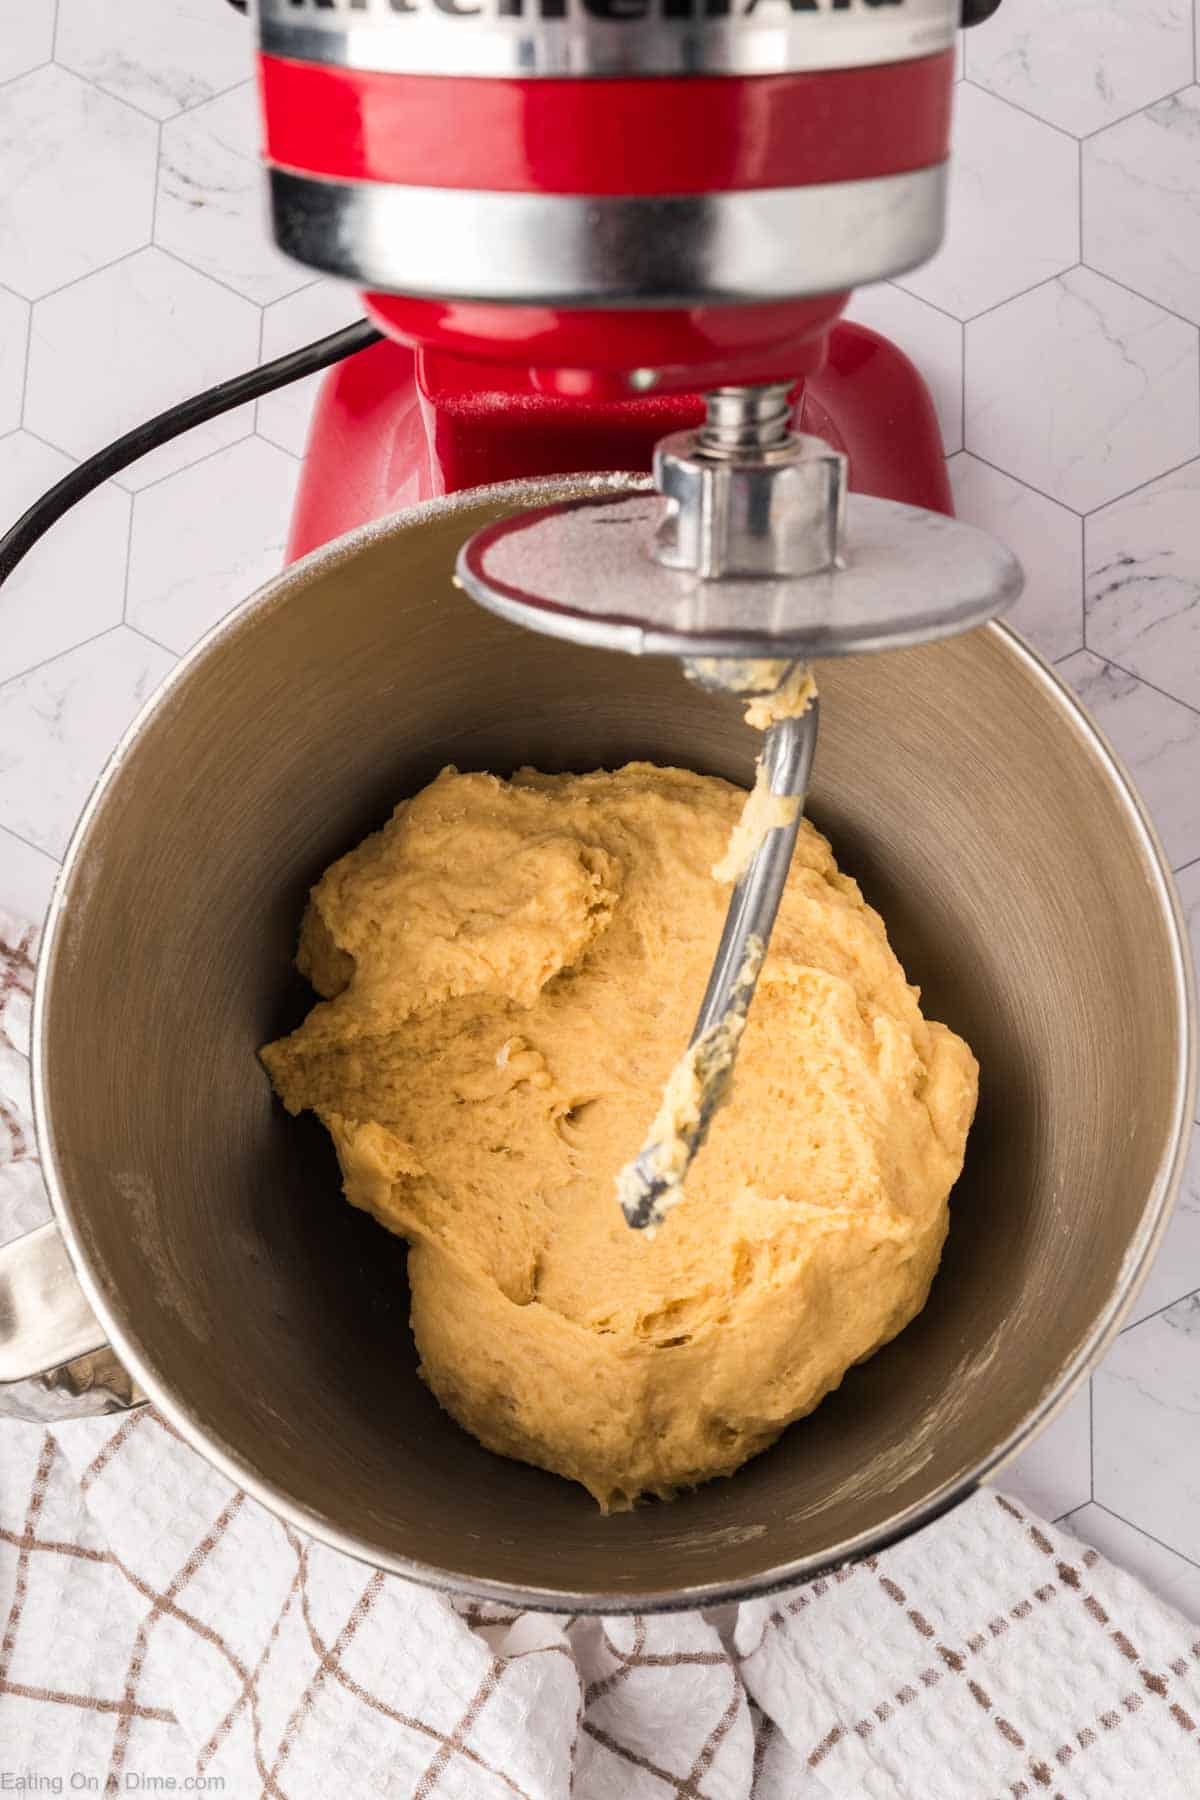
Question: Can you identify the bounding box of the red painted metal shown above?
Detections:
[259,53,953,196]
[361,293,847,396]
[285,338,429,561]
[287,321,952,563]
[797,320,953,518]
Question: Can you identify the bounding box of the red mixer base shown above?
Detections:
[286,321,953,564]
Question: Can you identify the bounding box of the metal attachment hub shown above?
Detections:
[653,384,847,580]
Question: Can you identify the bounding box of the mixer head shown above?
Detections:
[252,0,984,392]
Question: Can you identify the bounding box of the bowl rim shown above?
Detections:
[31,476,1199,1613]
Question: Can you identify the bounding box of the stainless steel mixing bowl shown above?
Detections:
[9,476,1195,1611]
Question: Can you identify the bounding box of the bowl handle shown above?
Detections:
[0,1222,146,1422]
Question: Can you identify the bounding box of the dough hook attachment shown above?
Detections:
[617,681,819,1231]
[456,385,1023,1230]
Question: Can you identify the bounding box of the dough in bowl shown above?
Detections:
[261,764,978,1510]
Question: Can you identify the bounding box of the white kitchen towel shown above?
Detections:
[3,913,1199,1799]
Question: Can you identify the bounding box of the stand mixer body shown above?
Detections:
[285,322,953,559]
[253,0,1018,1222]
[253,0,970,553]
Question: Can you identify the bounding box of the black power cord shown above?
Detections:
[0,319,383,589]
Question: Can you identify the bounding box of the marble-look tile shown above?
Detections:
[56,0,250,123]
[0,897,40,1051]
[1063,1502,1200,1622]
[0,293,28,436]
[127,439,298,654]
[966,269,1200,513]
[257,281,366,457]
[0,434,130,685]
[898,85,1078,321]
[25,249,260,491]
[949,453,1083,660]
[0,629,175,860]
[0,1140,49,1247]
[1085,462,1200,709]
[1178,857,1200,973]
[1125,1123,1200,1328]
[999,1381,1092,1520]
[157,84,309,306]
[0,66,157,302]
[1093,1295,1200,1563]
[1057,650,1200,868]
[0,829,58,932]
[0,913,37,1186]
[0,0,54,84]
[965,0,1194,138]
[842,286,962,453]
[1085,89,1200,327]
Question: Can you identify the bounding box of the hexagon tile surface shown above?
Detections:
[0,0,55,84]
[966,268,1200,513]
[1086,461,1200,706]
[1123,1125,1200,1331]
[0,629,175,860]
[0,290,29,437]
[56,0,248,121]
[0,827,57,930]
[127,438,299,655]
[26,248,261,489]
[1085,87,1200,327]
[5,0,1200,1632]
[1094,1298,1200,1565]
[1001,1384,1093,1523]
[965,0,1194,138]
[949,454,1083,660]
[1179,859,1200,974]
[898,83,1078,321]
[1056,649,1200,869]
[157,84,311,305]
[0,65,157,300]
[0,433,130,685]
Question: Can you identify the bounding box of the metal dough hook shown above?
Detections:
[456,385,1023,1230]
[618,679,819,1231]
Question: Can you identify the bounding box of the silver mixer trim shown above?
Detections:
[653,387,849,579]
[269,163,948,305]
[259,0,957,80]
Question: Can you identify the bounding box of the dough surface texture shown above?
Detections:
[261,763,978,1510]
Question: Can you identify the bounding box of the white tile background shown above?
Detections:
[1,0,1200,1615]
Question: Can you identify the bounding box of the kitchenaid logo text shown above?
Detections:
[261,0,952,72]
[275,0,908,16]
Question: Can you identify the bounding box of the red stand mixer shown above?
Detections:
[249,0,1019,1228]
[0,0,1021,1238]
[251,0,1000,552]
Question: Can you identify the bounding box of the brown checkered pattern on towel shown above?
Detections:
[4,918,1200,1798]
